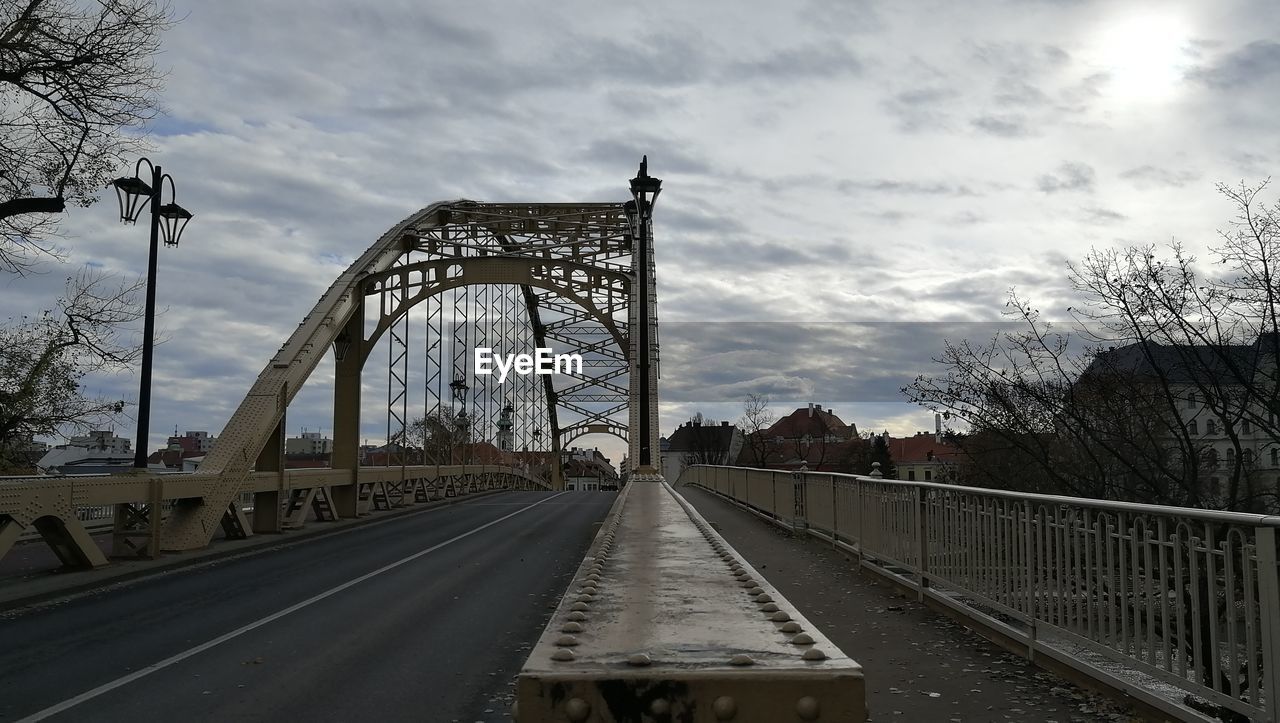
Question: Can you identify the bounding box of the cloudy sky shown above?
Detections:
[5,0,1280,466]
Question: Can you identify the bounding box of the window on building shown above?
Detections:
[1244,420,1252,434]
[1188,420,1198,435]
[1244,449,1254,465]
[1227,447,1235,461]
[925,470,933,481]
[1188,393,1197,408]
[1207,419,1218,434]
[907,470,916,481]
[1271,448,1278,467]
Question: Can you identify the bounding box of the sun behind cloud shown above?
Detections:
[1091,13,1192,101]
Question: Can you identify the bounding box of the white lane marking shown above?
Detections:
[17,491,568,722]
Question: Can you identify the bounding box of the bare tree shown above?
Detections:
[679,414,727,467]
[737,393,777,467]
[904,183,1280,719]
[1,0,174,273]
[0,268,144,469]
[404,409,470,465]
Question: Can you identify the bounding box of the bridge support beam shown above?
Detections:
[252,416,286,534]
[331,309,365,519]
[516,479,866,722]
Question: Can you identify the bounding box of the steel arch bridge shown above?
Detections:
[0,162,663,564]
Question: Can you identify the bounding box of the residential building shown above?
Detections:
[167,430,215,454]
[1073,338,1280,510]
[36,431,133,475]
[563,446,619,491]
[737,404,861,471]
[885,431,962,482]
[661,418,742,483]
[286,431,334,456]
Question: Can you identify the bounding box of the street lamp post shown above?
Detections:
[111,158,193,469]
[625,156,662,475]
[450,378,469,487]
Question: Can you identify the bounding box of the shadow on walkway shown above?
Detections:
[681,485,1145,723]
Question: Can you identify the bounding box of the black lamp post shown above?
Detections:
[111,158,194,469]
[450,378,469,475]
[626,156,661,471]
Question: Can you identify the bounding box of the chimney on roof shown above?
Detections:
[935,413,942,443]
[815,404,823,412]
[721,421,729,427]
[808,402,814,416]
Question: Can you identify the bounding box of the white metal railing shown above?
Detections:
[681,464,1280,723]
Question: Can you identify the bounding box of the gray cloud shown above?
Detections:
[1079,206,1127,225]
[971,114,1032,137]
[1037,162,1096,193]
[1189,40,1280,89]
[721,42,864,81]
[1119,165,1200,189]
[837,179,980,196]
[882,87,959,132]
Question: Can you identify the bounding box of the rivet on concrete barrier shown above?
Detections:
[791,632,815,645]
[555,635,579,647]
[561,622,583,633]
[729,654,754,666]
[796,696,820,720]
[712,695,738,720]
[780,621,803,633]
[761,603,780,613]
[771,611,792,622]
[628,653,652,667]
[571,602,590,612]
[803,647,828,661]
[565,697,591,722]
[551,648,575,661]
[755,593,773,603]
[567,611,587,622]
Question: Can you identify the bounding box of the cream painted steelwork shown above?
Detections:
[1,180,663,565]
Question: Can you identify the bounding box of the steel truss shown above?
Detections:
[0,186,660,561]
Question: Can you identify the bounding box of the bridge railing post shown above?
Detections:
[1258,527,1280,722]
[915,485,929,602]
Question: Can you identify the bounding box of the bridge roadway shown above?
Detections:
[0,490,613,722]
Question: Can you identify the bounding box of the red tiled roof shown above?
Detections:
[765,406,855,440]
[887,433,960,463]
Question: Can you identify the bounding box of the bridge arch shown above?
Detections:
[360,256,630,361]
[154,199,641,551]
[559,422,629,448]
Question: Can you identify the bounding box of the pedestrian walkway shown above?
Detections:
[680,486,1151,723]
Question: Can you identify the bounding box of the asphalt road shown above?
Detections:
[0,490,614,722]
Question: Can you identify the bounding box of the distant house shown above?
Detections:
[885,432,961,482]
[563,447,619,491]
[147,448,208,471]
[737,404,861,472]
[37,431,134,475]
[661,418,742,483]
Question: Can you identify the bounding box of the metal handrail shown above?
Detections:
[718,464,1280,527]
[682,464,1280,722]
